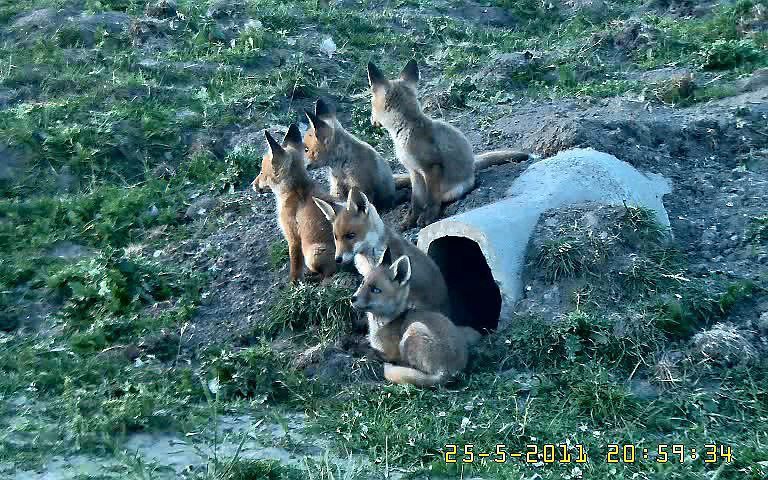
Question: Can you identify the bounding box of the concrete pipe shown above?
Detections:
[417,148,672,331]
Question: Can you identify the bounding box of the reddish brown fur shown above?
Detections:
[253,125,336,283]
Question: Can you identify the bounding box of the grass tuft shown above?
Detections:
[537,237,586,282]
[265,279,357,341]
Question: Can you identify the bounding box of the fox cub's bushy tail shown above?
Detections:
[393,151,529,190]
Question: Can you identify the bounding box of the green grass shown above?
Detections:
[264,277,358,342]
[1,0,767,477]
[537,237,587,281]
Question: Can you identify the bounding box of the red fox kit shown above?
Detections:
[303,98,398,210]
[252,125,336,283]
[367,59,530,228]
[351,255,481,387]
[313,188,450,314]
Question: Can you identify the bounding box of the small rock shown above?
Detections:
[567,0,608,20]
[206,0,246,18]
[185,195,219,219]
[629,378,659,400]
[0,144,30,182]
[472,51,543,88]
[450,5,517,27]
[145,0,177,19]
[151,162,176,179]
[737,68,768,93]
[691,324,756,367]
[700,227,717,245]
[10,8,63,33]
[47,241,95,260]
[318,36,336,58]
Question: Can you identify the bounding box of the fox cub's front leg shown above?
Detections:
[287,239,305,283]
[401,170,427,229]
[417,165,443,227]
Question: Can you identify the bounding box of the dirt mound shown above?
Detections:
[481,88,768,283]
[517,202,669,322]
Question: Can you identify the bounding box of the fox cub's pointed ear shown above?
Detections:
[283,123,303,148]
[313,197,338,222]
[305,110,330,134]
[367,62,388,90]
[265,130,285,157]
[315,97,337,120]
[347,188,370,215]
[400,59,419,85]
[390,255,411,285]
[375,245,393,267]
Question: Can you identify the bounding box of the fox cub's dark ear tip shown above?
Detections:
[368,62,384,77]
[401,59,419,82]
[284,123,303,145]
[315,97,336,117]
[305,110,327,130]
[265,130,284,153]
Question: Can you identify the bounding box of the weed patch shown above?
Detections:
[264,278,357,341]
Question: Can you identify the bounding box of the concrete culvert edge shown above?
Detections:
[418,148,672,329]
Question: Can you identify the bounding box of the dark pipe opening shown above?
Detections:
[427,236,502,333]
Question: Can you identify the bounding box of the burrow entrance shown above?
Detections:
[427,236,502,332]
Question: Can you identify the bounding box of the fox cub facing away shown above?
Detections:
[367,59,530,228]
[303,98,399,210]
[352,254,481,387]
[252,124,336,283]
[313,187,450,315]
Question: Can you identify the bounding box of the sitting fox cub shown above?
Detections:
[367,59,530,228]
[351,254,480,387]
[252,125,336,283]
[303,98,399,210]
[313,187,450,315]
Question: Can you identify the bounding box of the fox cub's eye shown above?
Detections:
[344,232,356,240]
[370,286,381,294]
[304,147,309,153]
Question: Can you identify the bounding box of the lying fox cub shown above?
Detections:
[351,254,481,387]
[313,187,450,315]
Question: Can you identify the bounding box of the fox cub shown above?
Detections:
[351,254,480,387]
[367,59,530,228]
[313,187,450,315]
[303,98,398,210]
[252,124,336,283]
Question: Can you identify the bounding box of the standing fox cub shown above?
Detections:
[303,98,399,210]
[313,187,450,315]
[367,59,531,228]
[252,125,336,283]
[352,255,481,387]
